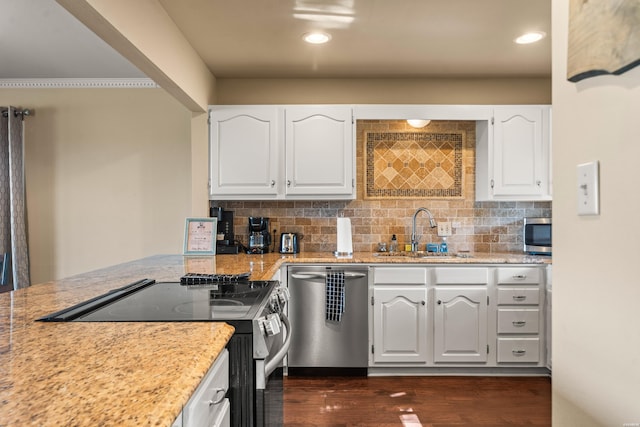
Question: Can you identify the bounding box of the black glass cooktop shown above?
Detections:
[38,279,277,322]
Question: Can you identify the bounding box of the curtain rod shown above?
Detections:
[1,108,33,118]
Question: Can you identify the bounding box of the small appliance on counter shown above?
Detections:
[523,217,552,255]
[210,207,240,254]
[248,217,271,254]
[279,232,299,254]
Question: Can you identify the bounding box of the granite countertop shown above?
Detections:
[0,255,234,427]
[277,251,551,269]
[0,251,549,426]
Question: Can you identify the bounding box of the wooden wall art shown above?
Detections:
[567,0,640,82]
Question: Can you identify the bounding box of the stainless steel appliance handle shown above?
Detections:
[290,272,367,280]
[264,313,291,377]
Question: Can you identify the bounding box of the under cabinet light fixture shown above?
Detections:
[407,119,431,128]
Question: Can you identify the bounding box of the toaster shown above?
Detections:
[279,233,299,254]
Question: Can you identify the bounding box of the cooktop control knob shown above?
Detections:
[277,287,290,305]
[261,313,282,336]
[268,294,282,314]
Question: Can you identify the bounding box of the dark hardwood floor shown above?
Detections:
[283,376,551,427]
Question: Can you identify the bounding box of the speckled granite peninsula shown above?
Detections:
[0,252,549,426]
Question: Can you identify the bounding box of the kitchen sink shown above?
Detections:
[372,251,466,259]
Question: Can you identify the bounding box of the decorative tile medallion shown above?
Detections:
[364,131,465,199]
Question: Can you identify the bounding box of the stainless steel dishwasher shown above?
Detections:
[287,265,369,374]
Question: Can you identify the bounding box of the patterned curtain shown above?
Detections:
[0,107,31,290]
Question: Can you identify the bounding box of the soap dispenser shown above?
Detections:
[390,234,398,252]
[439,237,448,253]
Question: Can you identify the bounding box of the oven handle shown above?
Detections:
[290,272,366,280]
[264,312,291,378]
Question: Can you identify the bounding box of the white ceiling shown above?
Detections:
[0,0,145,79]
[0,0,551,80]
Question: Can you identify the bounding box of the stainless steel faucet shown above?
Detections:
[411,207,437,252]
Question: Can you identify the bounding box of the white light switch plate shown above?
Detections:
[577,161,599,215]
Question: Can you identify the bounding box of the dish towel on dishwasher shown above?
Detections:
[325,270,345,322]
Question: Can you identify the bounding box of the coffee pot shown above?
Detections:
[248,217,270,253]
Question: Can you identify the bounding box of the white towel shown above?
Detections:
[325,270,345,322]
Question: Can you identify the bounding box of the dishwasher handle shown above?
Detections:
[290,272,367,280]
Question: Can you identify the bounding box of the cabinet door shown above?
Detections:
[434,287,488,363]
[492,106,550,199]
[209,107,281,198]
[285,106,354,198]
[372,287,428,363]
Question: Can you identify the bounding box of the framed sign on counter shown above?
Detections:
[183,217,217,255]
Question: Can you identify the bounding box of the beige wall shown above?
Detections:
[2,88,191,283]
[216,77,551,105]
[552,1,640,426]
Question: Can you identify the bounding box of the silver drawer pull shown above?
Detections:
[512,274,527,280]
[513,295,527,301]
[512,321,526,327]
[208,388,226,406]
[512,350,526,356]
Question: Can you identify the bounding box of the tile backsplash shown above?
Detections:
[212,120,551,254]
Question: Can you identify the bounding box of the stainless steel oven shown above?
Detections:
[37,276,291,427]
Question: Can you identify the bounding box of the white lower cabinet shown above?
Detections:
[434,287,488,363]
[495,267,546,366]
[173,349,230,427]
[433,267,489,364]
[368,264,547,371]
[370,267,428,365]
[372,286,428,363]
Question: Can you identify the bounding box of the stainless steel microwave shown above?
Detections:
[524,217,551,255]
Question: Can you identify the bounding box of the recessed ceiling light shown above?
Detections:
[514,31,546,44]
[303,32,331,44]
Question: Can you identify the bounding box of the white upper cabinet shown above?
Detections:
[209,105,355,200]
[209,107,282,198]
[476,106,552,201]
[285,106,354,198]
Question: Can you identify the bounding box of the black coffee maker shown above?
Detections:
[210,207,239,254]
[248,217,270,254]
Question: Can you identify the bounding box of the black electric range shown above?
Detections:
[38,278,276,331]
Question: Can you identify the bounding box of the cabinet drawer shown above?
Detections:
[496,267,541,284]
[497,309,540,333]
[184,349,229,427]
[433,268,489,285]
[497,288,540,305]
[497,338,540,363]
[374,267,427,285]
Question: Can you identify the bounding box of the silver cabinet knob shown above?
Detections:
[208,388,226,406]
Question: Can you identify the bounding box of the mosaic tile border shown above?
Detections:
[364,131,465,199]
